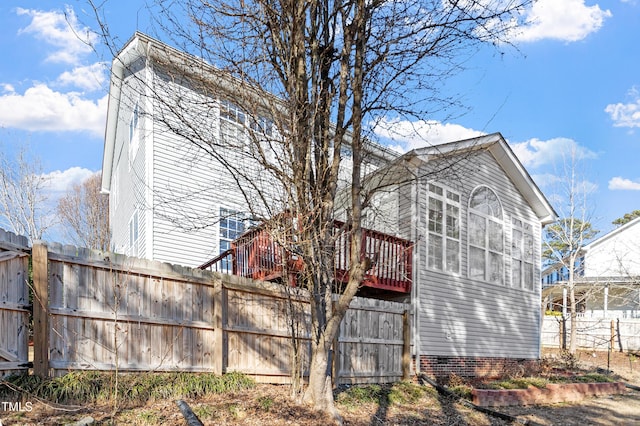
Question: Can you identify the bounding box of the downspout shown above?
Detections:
[412,172,421,374]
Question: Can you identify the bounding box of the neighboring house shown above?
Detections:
[542,217,640,319]
[102,32,557,377]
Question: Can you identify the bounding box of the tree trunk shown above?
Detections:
[304,342,340,422]
[568,254,577,354]
[569,285,577,353]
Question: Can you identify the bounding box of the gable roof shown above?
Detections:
[401,132,557,225]
[584,215,640,252]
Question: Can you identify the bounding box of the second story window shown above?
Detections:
[220,99,245,124]
[129,209,139,257]
[427,183,460,273]
[219,208,251,272]
[468,186,503,284]
[128,101,140,168]
[249,115,274,137]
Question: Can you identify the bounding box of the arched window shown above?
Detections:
[468,186,504,284]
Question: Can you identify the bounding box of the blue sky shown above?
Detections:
[0,1,638,242]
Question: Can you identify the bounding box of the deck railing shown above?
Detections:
[199,221,412,294]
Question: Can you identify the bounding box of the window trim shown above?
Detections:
[219,207,258,273]
[128,101,140,169]
[128,209,139,257]
[511,216,535,291]
[426,182,461,274]
[467,185,504,285]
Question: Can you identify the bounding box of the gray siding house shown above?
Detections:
[102,32,557,377]
[383,137,557,375]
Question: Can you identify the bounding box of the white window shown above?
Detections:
[249,115,274,137]
[512,217,535,290]
[128,209,139,257]
[128,101,140,168]
[112,170,119,210]
[220,99,246,124]
[468,186,503,284]
[219,208,256,272]
[427,183,460,273]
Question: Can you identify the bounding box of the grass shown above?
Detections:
[0,371,255,406]
[257,395,275,411]
[480,373,614,391]
[336,381,434,410]
[336,384,384,408]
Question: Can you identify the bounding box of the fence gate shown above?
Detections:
[0,230,30,377]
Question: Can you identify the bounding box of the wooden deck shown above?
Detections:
[199,221,412,294]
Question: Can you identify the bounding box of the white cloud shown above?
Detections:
[0,84,107,137]
[512,0,612,43]
[17,7,97,65]
[609,176,640,190]
[605,87,640,128]
[2,84,15,93]
[372,118,485,152]
[530,173,563,188]
[57,63,108,92]
[43,167,97,193]
[510,137,598,169]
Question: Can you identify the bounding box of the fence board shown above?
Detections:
[0,230,29,377]
[542,315,640,352]
[3,238,410,383]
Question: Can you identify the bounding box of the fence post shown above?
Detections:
[402,310,411,380]
[32,241,49,378]
[331,302,340,388]
[212,280,224,375]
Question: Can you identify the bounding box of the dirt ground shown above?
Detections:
[2,348,639,425]
[499,348,640,425]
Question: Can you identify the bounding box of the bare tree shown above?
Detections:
[93,0,530,418]
[543,147,598,354]
[57,173,111,251]
[0,145,54,244]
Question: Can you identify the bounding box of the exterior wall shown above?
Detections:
[415,150,543,361]
[112,59,396,268]
[109,58,149,259]
[149,67,272,267]
[584,219,640,278]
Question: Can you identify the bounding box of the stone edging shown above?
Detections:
[472,382,627,407]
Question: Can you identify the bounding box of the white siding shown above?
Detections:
[148,69,285,267]
[585,220,640,278]
[415,150,542,359]
[109,61,149,259]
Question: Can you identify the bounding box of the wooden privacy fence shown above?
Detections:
[0,230,30,377]
[27,241,410,383]
[541,315,640,352]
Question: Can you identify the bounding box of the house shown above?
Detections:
[101,32,557,377]
[101,32,395,267]
[542,217,640,319]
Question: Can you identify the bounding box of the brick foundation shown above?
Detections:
[419,355,539,379]
[472,382,627,407]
